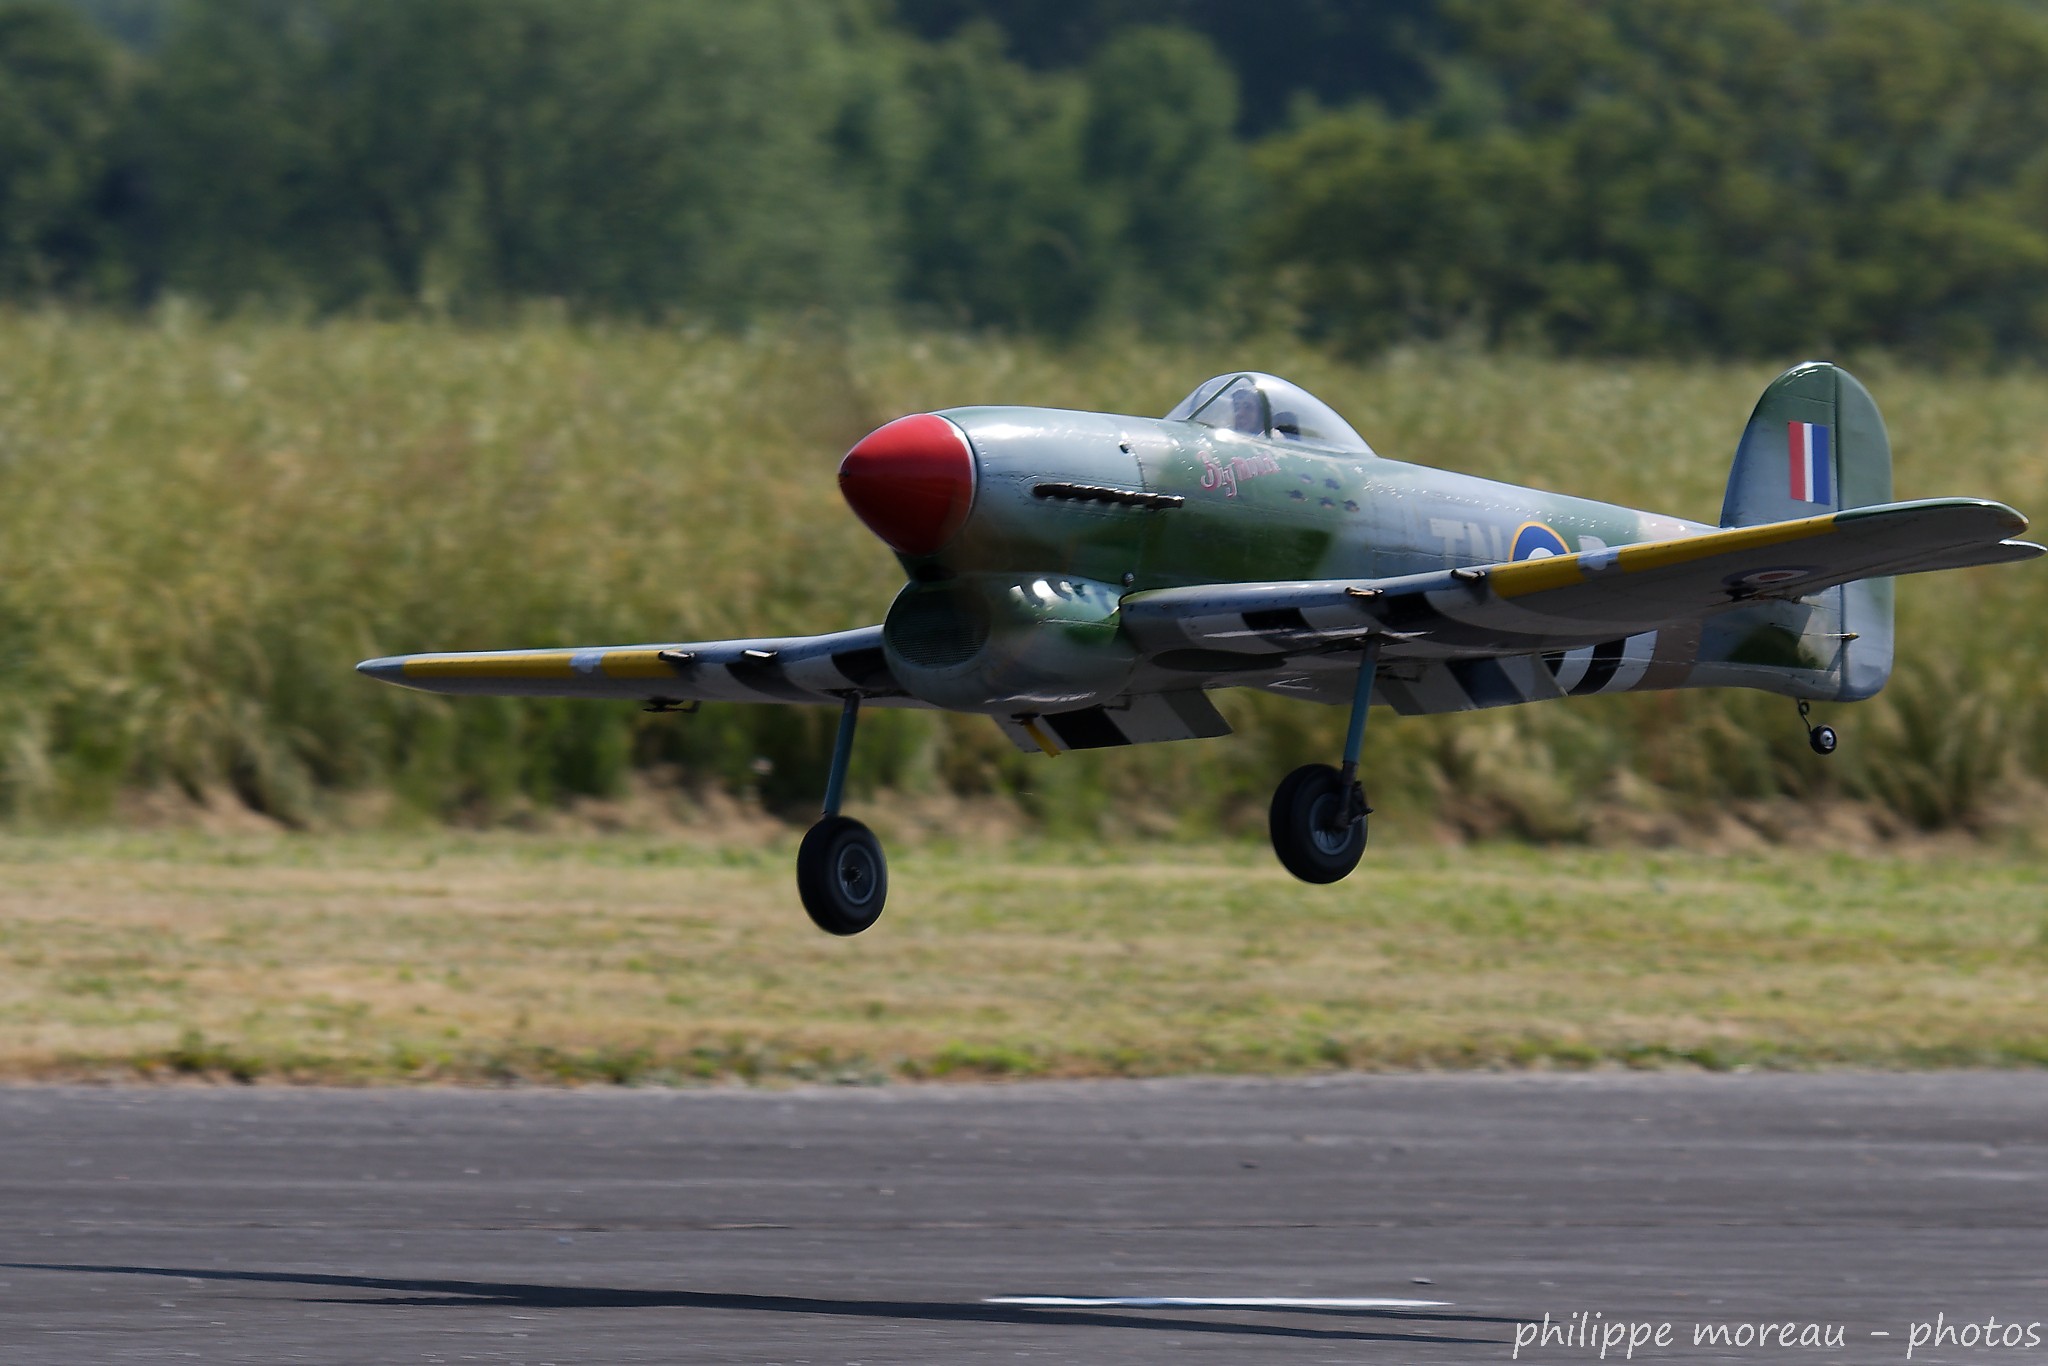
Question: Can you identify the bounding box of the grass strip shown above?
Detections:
[0,831,2040,1085]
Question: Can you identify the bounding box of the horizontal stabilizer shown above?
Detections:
[1876,537,2042,576]
[1478,497,2032,628]
[1121,497,2036,675]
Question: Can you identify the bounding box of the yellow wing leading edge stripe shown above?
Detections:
[1489,512,1839,600]
[400,648,679,681]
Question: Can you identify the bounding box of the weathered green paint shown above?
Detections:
[908,406,1695,590]
[861,362,1929,715]
[872,390,1723,715]
[1721,621,1825,672]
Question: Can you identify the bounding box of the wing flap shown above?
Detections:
[357,626,924,706]
[991,690,1233,754]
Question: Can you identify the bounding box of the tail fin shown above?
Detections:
[1721,361,1890,527]
[1711,362,1895,700]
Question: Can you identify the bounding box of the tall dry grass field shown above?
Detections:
[0,312,2041,838]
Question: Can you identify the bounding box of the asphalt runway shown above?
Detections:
[1,1073,2043,1364]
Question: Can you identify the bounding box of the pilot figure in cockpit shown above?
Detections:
[1230,385,1264,435]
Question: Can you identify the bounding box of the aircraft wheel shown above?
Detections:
[1269,763,1366,884]
[797,815,888,935]
[1808,724,1838,757]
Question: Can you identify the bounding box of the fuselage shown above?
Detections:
[839,394,1702,714]
[930,404,1702,588]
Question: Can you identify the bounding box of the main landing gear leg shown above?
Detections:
[1269,642,1380,884]
[1797,699,1838,757]
[796,694,888,935]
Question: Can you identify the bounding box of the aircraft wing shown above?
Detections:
[1121,497,2039,668]
[356,625,926,707]
[358,499,2036,720]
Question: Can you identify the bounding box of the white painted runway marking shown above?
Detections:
[985,1296,1451,1310]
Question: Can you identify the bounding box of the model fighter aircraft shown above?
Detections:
[359,362,2039,934]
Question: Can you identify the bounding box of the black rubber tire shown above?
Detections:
[1808,725,1839,757]
[796,815,888,935]
[1268,762,1366,884]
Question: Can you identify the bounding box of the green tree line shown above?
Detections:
[7,0,2048,357]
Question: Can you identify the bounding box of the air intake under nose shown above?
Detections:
[838,413,977,556]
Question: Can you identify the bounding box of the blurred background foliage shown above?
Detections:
[4,0,2048,357]
[0,0,2042,837]
[0,315,2038,837]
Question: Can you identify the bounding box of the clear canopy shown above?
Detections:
[1162,373,1371,452]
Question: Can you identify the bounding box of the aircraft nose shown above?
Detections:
[838,413,976,556]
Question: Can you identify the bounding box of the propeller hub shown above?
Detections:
[838,414,976,557]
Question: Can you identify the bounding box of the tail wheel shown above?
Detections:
[797,816,888,935]
[1269,762,1366,884]
[1797,699,1839,757]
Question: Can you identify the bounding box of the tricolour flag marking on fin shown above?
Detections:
[1787,421,1832,505]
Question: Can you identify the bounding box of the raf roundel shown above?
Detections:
[837,413,977,557]
[1510,521,1570,561]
